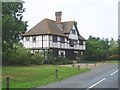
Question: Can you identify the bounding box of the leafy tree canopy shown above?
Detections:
[2,2,27,53]
[83,36,109,61]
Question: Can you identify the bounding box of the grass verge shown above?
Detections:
[105,60,119,63]
[2,65,90,89]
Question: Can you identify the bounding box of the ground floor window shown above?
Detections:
[59,50,65,57]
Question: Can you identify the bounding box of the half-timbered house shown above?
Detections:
[22,11,86,60]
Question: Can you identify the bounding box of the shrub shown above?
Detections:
[43,50,73,65]
[31,53,44,65]
[43,51,55,64]
[109,54,119,60]
[3,45,32,65]
[17,49,31,65]
[53,57,73,65]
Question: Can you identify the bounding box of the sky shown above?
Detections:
[22,0,119,40]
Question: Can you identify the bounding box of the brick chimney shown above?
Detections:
[55,11,62,24]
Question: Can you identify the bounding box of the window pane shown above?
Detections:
[79,40,83,45]
[61,37,65,43]
[26,37,29,41]
[53,36,57,42]
[70,40,74,46]
[33,36,36,43]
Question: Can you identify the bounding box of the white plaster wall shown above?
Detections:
[68,34,78,40]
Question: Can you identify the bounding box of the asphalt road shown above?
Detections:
[34,63,119,89]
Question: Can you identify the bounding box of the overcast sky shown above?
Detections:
[22,0,119,40]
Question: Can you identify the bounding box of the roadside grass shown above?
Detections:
[105,60,119,63]
[2,65,90,89]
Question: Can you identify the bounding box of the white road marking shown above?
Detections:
[110,70,118,76]
[87,78,106,89]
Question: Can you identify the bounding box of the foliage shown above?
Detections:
[44,51,73,64]
[44,57,73,65]
[53,57,73,65]
[3,44,31,65]
[31,53,44,65]
[43,50,55,64]
[2,2,28,62]
[15,45,31,65]
[83,36,109,61]
[108,54,119,60]
[83,36,119,61]
[109,38,118,55]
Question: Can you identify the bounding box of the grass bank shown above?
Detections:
[2,65,90,89]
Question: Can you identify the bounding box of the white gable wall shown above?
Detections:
[68,25,78,40]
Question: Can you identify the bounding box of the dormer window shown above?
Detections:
[72,29,76,34]
[32,36,36,43]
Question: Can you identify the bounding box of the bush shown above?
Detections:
[109,54,119,60]
[52,57,73,65]
[43,51,55,64]
[31,53,44,65]
[17,49,31,65]
[43,51,73,65]
[3,45,32,65]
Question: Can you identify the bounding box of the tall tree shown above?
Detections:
[83,36,109,61]
[2,2,27,54]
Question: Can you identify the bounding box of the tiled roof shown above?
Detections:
[22,18,85,40]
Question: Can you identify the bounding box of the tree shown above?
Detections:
[2,2,27,61]
[2,2,27,53]
[109,38,118,55]
[83,36,109,61]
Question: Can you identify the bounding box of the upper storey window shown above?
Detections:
[32,36,36,43]
[60,37,65,43]
[71,25,77,34]
[72,29,76,34]
[53,35,57,42]
[70,39,74,47]
[79,40,83,45]
[25,37,30,41]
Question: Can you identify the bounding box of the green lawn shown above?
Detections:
[2,65,90,89]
